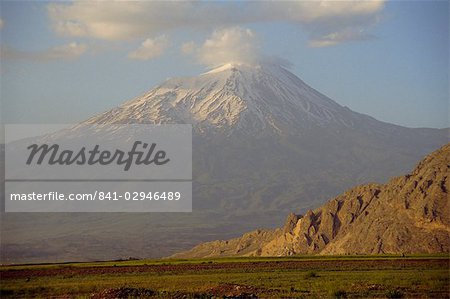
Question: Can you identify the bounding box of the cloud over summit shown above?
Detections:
[48,1,386,47]
[196,27,260,67]
[3,1,386,63]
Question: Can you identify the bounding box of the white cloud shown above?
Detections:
[197,27,260,67]
[184,27,296,68]
[1,42,87,61]
[128,35,168,60]
[269,1,385,23]
[47,2,204,41]
[47,1,386,47]
[270,1,384,46]
[0,18,4,30]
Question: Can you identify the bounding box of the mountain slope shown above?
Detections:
[172,143,450,258]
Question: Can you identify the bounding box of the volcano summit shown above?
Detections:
[84,63,396,134]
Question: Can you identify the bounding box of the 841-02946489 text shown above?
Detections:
[97,191,181,201]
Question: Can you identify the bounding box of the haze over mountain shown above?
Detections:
[173,143,450,258]
[1,62,448,263]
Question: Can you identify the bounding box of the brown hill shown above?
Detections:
[172,143,450,258]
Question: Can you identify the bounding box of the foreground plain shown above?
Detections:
[0,255,448,298]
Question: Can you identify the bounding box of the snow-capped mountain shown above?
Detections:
[2,62,448,263]
[83,63,363,134]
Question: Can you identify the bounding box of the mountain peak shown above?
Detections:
[201,62,289,76]
[202,63,258,75]
[85,61,357,134]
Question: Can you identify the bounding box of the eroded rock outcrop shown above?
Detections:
[172,143,450,258]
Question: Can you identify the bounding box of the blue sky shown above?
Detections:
[0,1,448,128]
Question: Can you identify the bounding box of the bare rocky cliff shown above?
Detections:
[173,143,450,258]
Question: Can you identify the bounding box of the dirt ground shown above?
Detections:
[1,258,447,280]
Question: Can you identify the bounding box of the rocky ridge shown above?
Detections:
[173,143,450,257]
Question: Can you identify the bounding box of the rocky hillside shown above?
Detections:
[172,143,450,257]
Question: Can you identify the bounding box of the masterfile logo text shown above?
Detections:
[26,141,170,171]
[4,124,192,212]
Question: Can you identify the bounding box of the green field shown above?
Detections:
[1,255,449,298]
